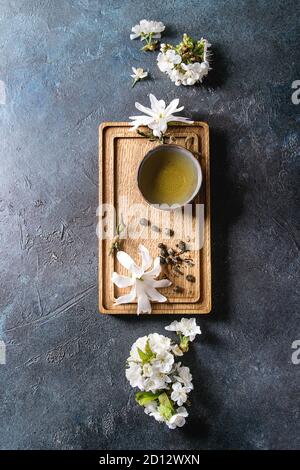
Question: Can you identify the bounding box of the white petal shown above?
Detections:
[115,287,136,305]
[130,33,139,40]
[149,93,160,112]
[143,256,161,279]
[132,67,137,74]
[111,272,134,288]
[135,102,155,117]
[150,279,172,288]
[116,251,143,277]
[139,244,153,271]
[144,284,167,303]
[136,282,151,314]
[165,98,180,115]
[169,115,194,124]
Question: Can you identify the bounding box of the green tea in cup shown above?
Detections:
[137,144,202,209]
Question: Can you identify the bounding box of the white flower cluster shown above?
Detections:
[130,20,165,52]
[157,35,211,86]
[130,20,165,40]
[126,319,201,429]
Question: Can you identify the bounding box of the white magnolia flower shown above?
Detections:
[166,406,188,429]
[112,244,171,315]
[165,318,201,341]
[171,382,188,406]
[129,94,194,138]
[157,50,181,73]
[131,67,148,87]
[174,365,193,391]
[130,20,165,40]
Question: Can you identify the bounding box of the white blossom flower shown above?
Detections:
[131,67,148,87]
[128,336,148,362]
[157,49,181,73]
[144,402,165,422]
[125,362,144,389]
[174,364,193,391]
[129,94,193,139]
[171,382,188,406]
[154,351,174,374]
[165,318,201,341]
[112,244,171,315]
[181,62,209,85]
[168,67,185,86]
[156,34,211,86]
[126,321,202,429]
[144,373,171,393]
[166,407,188,429]
[130,20,165,40]
[148,333,171,355]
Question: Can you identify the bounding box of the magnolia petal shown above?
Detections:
[143,256,161,279]
[149,94,166,113]
[117,250,143,277]
[139,244,153,271]
[150,279,172,288]
[115,287,136,305]
[149,93,160,112]
[165,98,180,115]
[169,115,194,123]
[135,102,155,117]
[136,283,152,315]
[144,285,167,303]
[111,272,134,288]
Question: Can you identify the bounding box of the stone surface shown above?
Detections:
[0,0,299,450]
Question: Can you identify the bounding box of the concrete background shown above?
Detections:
[0,0,299,450]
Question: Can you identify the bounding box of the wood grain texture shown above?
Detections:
[99,122,211,314]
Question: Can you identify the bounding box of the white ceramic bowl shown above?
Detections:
[137,144,202,211]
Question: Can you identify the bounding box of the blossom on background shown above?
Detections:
[157,34,211,86]
[171,382,188,406]
[112,244,171,315]
[157,49,181,72]
[130,20,165,51]
[131,67,148,87]
[165,317,201,341]
[129,93,193,139]
[130,20,165,40]
[125,319,201,429]
[166,407,188,429]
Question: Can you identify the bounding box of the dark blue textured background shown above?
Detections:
[0,0,299,450]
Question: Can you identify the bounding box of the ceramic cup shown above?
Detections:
[137,144,202,211]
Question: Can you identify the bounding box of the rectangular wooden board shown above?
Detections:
[99,122,211,314]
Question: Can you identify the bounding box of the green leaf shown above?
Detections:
[158,392,175,421]
[137,339,156,364]
[135,391,161,406]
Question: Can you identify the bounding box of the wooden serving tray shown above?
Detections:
[98,122,211,314]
